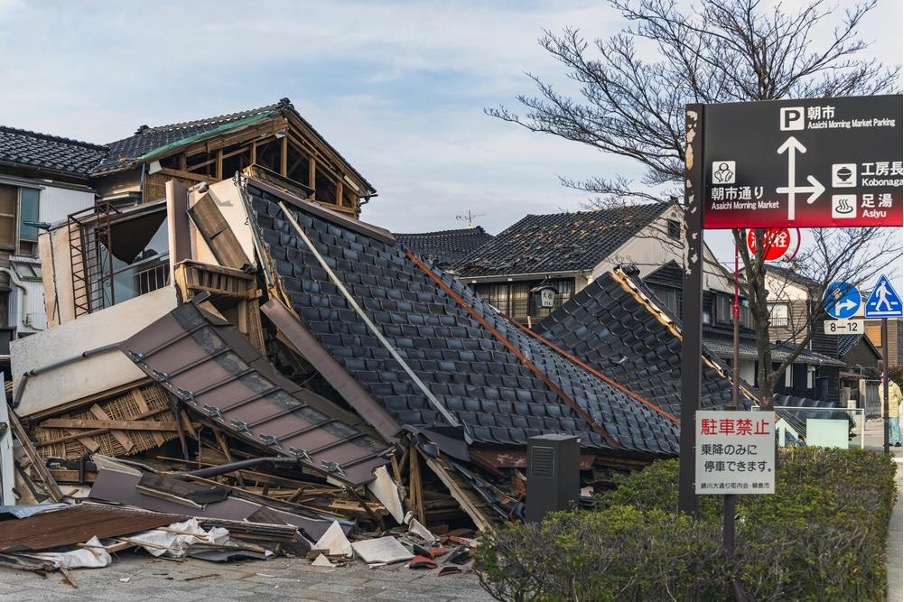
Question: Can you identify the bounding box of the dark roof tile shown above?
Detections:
[247,180,681,458]
[395,227,495,270]
[535,270,741,415]
[454,203,673,277]
[0,126,106,176]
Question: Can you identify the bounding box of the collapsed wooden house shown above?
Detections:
[10,167,699,528]
[4,99,797,535]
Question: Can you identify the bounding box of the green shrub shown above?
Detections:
[475,448,897,601]
[475,506,728,601]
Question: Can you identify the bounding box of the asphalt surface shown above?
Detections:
[0,418,900,602]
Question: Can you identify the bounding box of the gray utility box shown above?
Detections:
[526,434,580,522]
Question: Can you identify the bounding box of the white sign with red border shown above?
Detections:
[695,410,775,495]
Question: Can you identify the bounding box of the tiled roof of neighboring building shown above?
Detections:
[246,180,681,458]
[837,333,882,361]
[704,332,846,367]
[535,269,751,416]
[453,202,673,277]
[837,334,860,358]
[0,126,107,176]
[765,264,820,288]
[394,227,494,270]
[93,102,282,175]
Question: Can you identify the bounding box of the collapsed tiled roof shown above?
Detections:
[246,179,681,458]
[120,302,391,485]
[0,126,106,176]
[535,269,750,416]
[454,203,672,277]
[93,102,283,175]
[394,227,494,270]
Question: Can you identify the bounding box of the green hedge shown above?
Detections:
[475,448,897,601]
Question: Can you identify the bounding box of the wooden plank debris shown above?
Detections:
[422,454,493,532]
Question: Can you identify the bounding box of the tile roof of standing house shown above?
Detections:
[453,202,673,278]
[837,333,881,360]
[394,227,494,270]
[0,126,107,176]
[765,263,821,288]
[535,267,752,416]
[245,178,682,459]
[837,334,860,358]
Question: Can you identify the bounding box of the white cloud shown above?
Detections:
[1,0,899,250]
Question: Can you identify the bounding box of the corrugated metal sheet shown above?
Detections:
[22,278,45,331]
[38,185,95,226]
[119,301,391,485]
[0,503,184,552]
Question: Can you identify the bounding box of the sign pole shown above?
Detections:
[725,242,739,593]
[882,318,889,454]
[680,104,705,515]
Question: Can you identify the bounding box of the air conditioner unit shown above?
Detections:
[526,434,580,522]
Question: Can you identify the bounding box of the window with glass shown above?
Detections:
[0,183,40,254]
[648,284,680,315]
[83,209,170,310]
[475,277,575,321]
[768,303,789,326]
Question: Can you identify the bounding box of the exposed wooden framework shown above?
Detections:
[140,115,373,218]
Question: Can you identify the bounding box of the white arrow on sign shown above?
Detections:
[776,136,826,220]
[834,299,858,313]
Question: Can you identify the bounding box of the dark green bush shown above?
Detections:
[474,506,728,601]
[475,448,897,601]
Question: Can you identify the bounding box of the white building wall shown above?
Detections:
[10,287,178,417]
[588,205,734,294]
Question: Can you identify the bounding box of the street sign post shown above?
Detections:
[823,281,862,319]
[702,96,902,228]
[864,274,903,318]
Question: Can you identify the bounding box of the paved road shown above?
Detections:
[1,417,900,601]
[0,553,496,602]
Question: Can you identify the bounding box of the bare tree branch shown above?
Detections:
[487,0,902,405]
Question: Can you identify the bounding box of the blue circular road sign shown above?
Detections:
[823,281,861,319]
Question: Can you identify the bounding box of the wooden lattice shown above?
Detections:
[33,384,179,459]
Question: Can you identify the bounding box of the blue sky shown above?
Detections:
[1,0,901,272]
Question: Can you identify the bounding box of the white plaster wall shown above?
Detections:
[739,361,757,386]
[189,179,257,269]
[10,287,178,417]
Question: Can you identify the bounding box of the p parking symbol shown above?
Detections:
[780,107,805,131]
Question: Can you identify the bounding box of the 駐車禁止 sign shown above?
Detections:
[695,410,775,495]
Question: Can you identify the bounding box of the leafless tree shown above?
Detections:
[487,0,901,404]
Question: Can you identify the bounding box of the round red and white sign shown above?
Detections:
[746,228,799,261]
